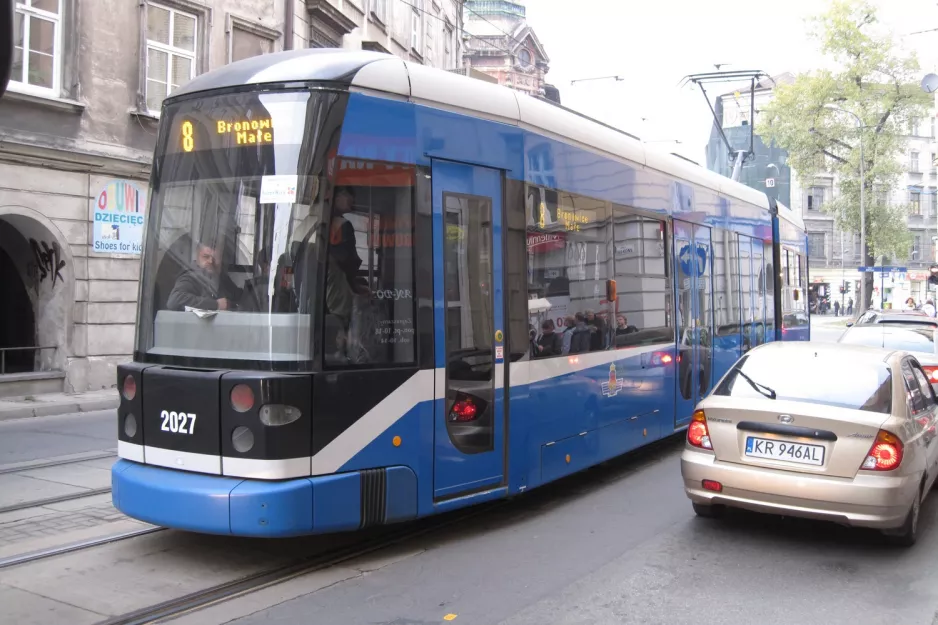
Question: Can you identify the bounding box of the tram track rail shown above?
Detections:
[0,451,117,475]
[0,486,113,515]
[0,526,165,570]
[95,500,506,625]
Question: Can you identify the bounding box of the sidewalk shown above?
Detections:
[0,389,119,422]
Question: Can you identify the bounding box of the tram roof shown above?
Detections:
[171,48,775,215]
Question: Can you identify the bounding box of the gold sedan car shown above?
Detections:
[681,342,938,546]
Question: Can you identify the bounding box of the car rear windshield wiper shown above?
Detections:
[735,368,777,399]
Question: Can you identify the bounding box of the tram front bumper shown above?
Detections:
[111,459,418,537]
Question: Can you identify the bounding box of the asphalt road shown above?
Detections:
[227,436,938,625]
[0,410,114,465]
[810,317,847,344]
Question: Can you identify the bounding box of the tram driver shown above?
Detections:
[166,240,243,311]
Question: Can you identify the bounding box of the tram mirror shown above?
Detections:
[606,279,617,302]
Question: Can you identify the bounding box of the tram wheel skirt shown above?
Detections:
[111,459,418,537]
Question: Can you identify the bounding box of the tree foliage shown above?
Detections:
[758,0,931,275]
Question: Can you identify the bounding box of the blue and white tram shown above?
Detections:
[112,49,810,537]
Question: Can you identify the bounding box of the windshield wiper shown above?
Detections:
[735,368,777,400]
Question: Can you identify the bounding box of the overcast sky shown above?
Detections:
[522,0,938,163]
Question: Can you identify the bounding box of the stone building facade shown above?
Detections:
[461,0,549,97]
[0,0,467,397]
[0,0,287,396]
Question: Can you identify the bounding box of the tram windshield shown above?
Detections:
[136,88,364,368]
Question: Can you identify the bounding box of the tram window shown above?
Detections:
[505,180,529,362]
[764,241,775,335]
[526,186,615,356]
[323,163,417,367]
[611,207,672,347]
[739,238,753,329]
[713,229,741,339]
[752,241,766,345]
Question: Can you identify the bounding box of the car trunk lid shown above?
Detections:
[702,397,890,478]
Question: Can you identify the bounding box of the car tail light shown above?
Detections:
[230,384,255,413]
[122,375,136,401]
[861,429,904,471]
[687,409,712,450]
[650,352,673,366]
[922,366,938,383]
[702,479,722,492]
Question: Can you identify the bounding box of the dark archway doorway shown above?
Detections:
[0,246,36,373]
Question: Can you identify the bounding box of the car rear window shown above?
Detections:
[839,326,937,353]
[713,351,893,414]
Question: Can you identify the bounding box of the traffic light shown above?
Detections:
[930,265,938,286]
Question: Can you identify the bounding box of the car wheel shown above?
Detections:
[884,489,920,547]
[692,502,723,519]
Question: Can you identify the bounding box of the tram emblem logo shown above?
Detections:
[601,363,626,397]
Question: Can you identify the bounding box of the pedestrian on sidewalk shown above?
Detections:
[925,300,937,318]
[833,301,840,317]
[847,298,854,316]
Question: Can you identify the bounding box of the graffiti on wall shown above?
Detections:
[27,239,66,289]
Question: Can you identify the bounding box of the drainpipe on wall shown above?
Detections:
[284,0,294,50]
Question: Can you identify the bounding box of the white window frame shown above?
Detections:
[411,9,420,52]
[911,150,920,173]
[11,0,64,99]
[146,1,199,116]
[911,189,922,215]
[371,0,387,25]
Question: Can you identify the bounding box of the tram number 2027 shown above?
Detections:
[160,410,197,435]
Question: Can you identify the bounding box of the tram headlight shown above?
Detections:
[123,413,137,438]
[232,426,255,453]
[259,404,302,427]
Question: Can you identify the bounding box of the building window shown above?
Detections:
[914,235,922,261]
[806,186,825,211]
[911,190,922,215]
[807,232,825,260]
[444,23,453,69]
[931,117,935,138]
[11,0,62,96]
[372,0,387,24]
[911,151,920,174]
[229,20,275,64]
[410,1,422,52]
[910,117,920,136]
[146,2,197,113]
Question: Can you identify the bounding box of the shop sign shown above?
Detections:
[93,180,146,255]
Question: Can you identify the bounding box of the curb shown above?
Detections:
[0,396,119,422]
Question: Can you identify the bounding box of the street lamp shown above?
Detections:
[823,104,866,313]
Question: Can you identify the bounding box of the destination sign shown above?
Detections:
[176,117,276,153]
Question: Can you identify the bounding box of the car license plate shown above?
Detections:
[745,436,824,466]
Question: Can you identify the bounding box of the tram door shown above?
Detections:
[674,221,714,427]
[430,161,506,500]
